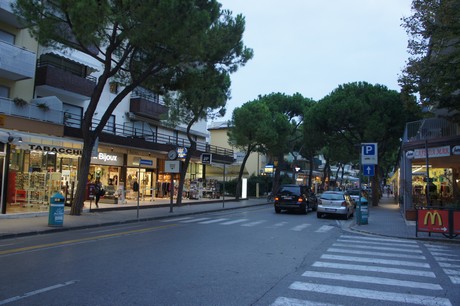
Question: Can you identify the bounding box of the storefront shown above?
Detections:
[1,135,83,214]
[125,155,156,201]
[90,151,125,204]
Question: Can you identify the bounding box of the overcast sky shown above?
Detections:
[217,0,413,121]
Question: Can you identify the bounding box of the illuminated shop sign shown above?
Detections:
[92,152,124,166]
[28,144,82,155]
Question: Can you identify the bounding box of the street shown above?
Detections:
[0,205,459,305]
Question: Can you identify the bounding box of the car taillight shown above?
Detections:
[341,201,347,207]
[274,196,280,201]
[297,197,303,202]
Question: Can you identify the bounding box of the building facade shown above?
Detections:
[0,3,233,214]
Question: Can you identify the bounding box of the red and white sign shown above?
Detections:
[413,146,451,159]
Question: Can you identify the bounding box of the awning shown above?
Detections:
[41,46,101,72]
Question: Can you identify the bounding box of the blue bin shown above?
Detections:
[49,192,65,227]
[357,197,368,225]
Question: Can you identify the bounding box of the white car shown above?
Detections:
[317,191,355,219]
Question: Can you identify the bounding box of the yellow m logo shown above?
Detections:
[424,211,442,226]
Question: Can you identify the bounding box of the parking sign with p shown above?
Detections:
[361,143,378,165]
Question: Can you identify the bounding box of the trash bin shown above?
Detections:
[49,192,65,227]
[357,197,368,225]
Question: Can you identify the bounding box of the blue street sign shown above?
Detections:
[363,164,375,176]
[140,159,153,166]
[361,142,378,165]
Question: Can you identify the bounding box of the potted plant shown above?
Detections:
[13,97,28,107]
[36,102,50,111]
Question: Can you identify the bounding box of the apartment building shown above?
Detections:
[0,2,232,214]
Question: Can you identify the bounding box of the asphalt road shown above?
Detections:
[0,205,459,305]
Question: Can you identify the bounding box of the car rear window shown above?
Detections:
[278,186,301,196]
[321,193,344,200]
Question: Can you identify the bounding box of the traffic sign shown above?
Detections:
[201,153,212,164]
[363,164,375,176]
[361,143,378,165]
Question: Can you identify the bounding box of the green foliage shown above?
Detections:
[13,0,253,214]
[400,0,460,120]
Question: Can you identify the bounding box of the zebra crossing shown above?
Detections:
[426,243,460,285]
[271,234,454,306]
[160,216,335,233]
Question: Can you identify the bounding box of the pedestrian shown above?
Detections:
[386,186,391,198]
[94,178,103,208]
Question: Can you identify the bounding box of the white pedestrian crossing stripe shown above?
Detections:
[289,282,451,306]
[241,220,266,227]
[198,218,229,224]
[315,225,334,233]
[290,224,311,231]
[426,244,460,285]
[270,234,453,305]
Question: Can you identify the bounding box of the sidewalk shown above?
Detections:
[0,196,459,243]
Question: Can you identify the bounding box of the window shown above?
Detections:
[63,103,83,127]
[0,86,10,98]
[0,30,15,44]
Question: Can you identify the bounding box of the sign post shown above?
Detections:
[358,143,378,225]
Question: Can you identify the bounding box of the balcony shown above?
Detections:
[0,0,24,28]
[404,118,460,142]
[35,61,96,100]
[0,41,36,80]
[129,88,168,121]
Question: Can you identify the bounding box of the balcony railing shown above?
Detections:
[64,113,234,159]
[404,118,460,142]
[35,61,96,98]
[0,42,36,80]
[0,97,62,124]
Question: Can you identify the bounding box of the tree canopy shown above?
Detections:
[14,0,253,214]
[400,0,460,121]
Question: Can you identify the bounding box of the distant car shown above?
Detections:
[347,189,361,202]
[274,184,317,214]
[317,191,355,219]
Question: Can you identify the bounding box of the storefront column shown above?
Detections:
[1,143,9,214]
[402,153,413,212]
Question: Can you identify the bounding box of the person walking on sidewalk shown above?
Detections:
[94,178,103,208]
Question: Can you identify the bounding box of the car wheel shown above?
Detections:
[317,212,321,218]
[275,207,281,214]
[302,205,308,215]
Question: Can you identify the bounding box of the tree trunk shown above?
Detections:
[70,134,96,215]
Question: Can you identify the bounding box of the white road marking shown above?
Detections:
[327,247,426,259]
[448,275,460,284]
[179,217,210,223]
[315,225,334,233]
[336,239,420,248]
[321,254,430,268]
[161,217,192,222]
[439,262,460,268]
[198,218,229,224]
[220,219,249,225]
[301,270,442,290]
[241,220,267,227]
[332,243,422,253]
[289,282,452,306]
[290,224,311,231]
[443,269,460,275]
[0,280,78,305]
[434,256,460,262]
[340,234,417,244]
[267,222,289,228]
[431,251,459,257]
[271,297,340,306]
[312,262,435,277]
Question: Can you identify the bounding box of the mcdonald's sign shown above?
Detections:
[417,209,449,233]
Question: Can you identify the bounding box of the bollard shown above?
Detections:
[48,192,65,227]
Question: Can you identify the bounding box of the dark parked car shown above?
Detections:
[274,184,317,214]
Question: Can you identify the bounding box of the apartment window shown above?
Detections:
[0,86,10,98]
[63,103,83,128]
[103,115,116,134]
[0,30,15,44]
